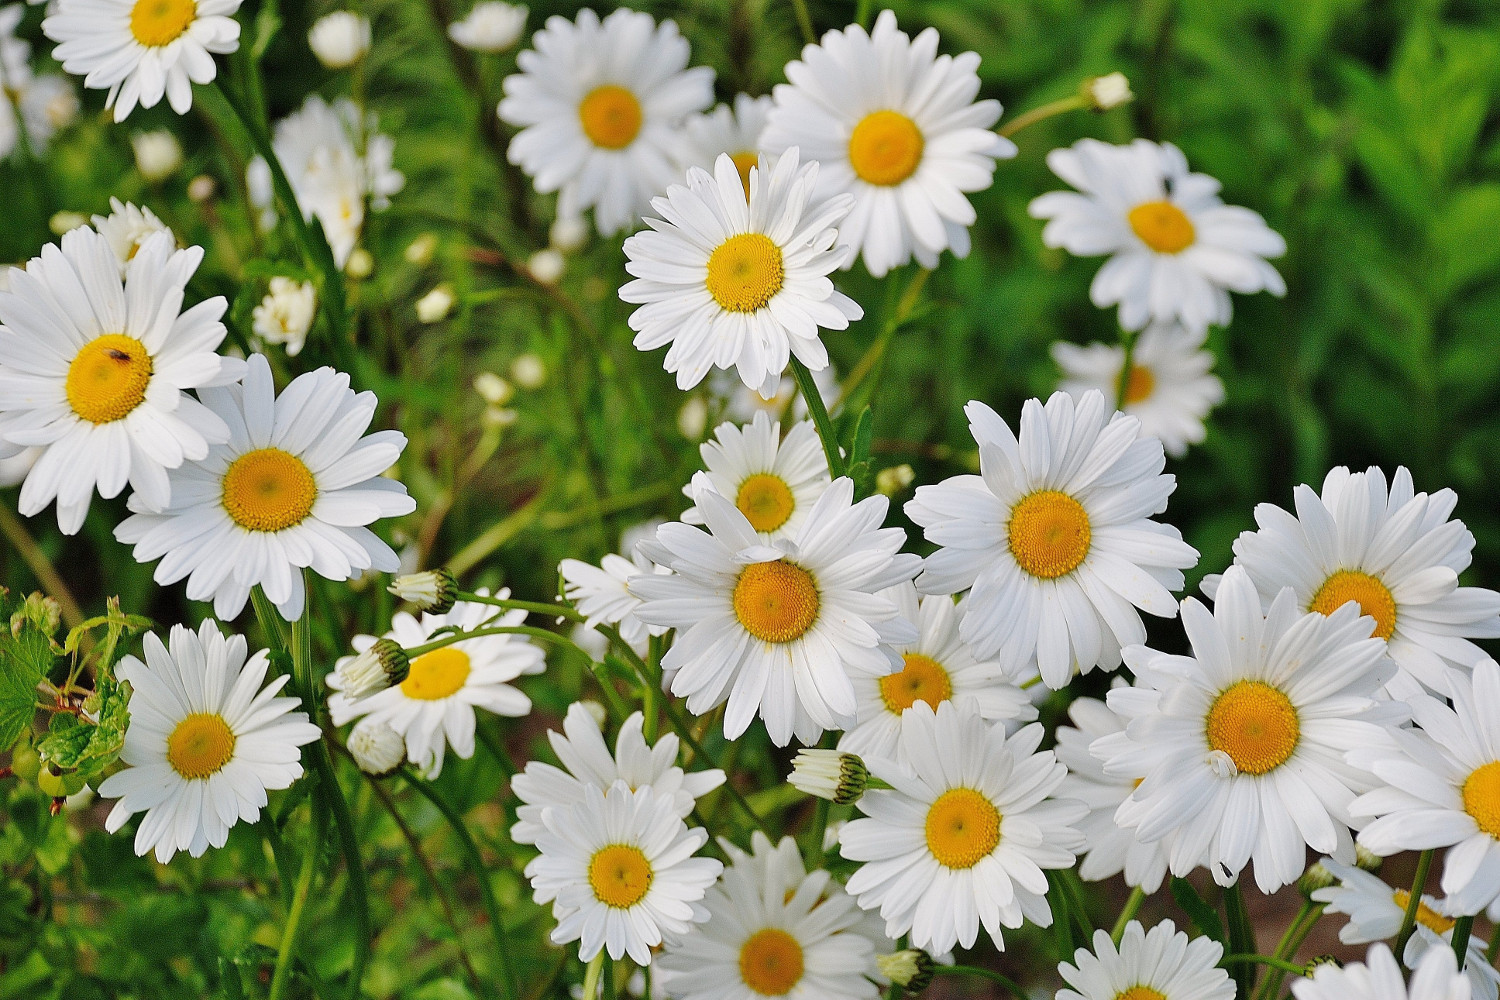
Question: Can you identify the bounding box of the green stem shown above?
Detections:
[853,0,873,28]
[841,267,930,403]
[1488,923,1499,964]
[1111,886,1146,944]
[311,744,371,1000]
[0,505,84,630]
[1115,328,1140,410]
[1223,881,1257,1000]
[1253,900,1322,1000]
[250,587,291,651]
[655,695,770,836]
[268,805,321,1000]
[935,964,1023,996]
[603,956,618,1000]
[455,592,586,622]
[581,952,604,1000]
[1222,955,1309,976]
[643,635,663,742]
[1394,850,1435,970]
[404,624,577,658]
[998,94,1089,139]
[1452,915,1475,971]
[789,355,845,478]
[788,0,815,45]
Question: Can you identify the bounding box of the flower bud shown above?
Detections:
[447,1,528,54]
[416,284,456,323]
[877,950,935,992]
[510,352,546,389]
[1298,861,1335,898]
[1304,955,1340,975]
[348,718,405,776]
[345,248,375,279]
[308,11,372,69]
[1355,844,1383,872]
[187,174,217,202]
[132,130,182,182]
[1081,72,1133,111]
[335,638,410,700]
[550,214,589,252]
[528,248,565,285]
[405,233,438,266]
[388,569,459,614]
[875,463,915,497]
[789,749,868,805]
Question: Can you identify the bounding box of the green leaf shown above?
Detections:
[35,676,131,780]
[1170,876,1226,946]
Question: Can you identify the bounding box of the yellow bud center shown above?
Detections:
[1392,890,1456,935]
[1462,761,1500,839]
[706,233,785,313]
[1128,200,1196,254]
[578,85,642,150]
[1008,490,1091,579]
[735,473,796,533]
[400,648,472,701]
[738,928,804,996]
[732,561,819,643]
[129,0,197,47]
[879,653,953,714]
[848,110,924,186]
[65,334,153,424]
[1309,570,1397,641]
[1206,681,1300,776]
[1124,364,1156,405]
[587,843,653,908]
[221,448,318,533]
[166,712,236,779]
[924,787,1000,870]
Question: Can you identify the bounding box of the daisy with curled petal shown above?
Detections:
[621,148,862,397]
[526,781,723,965]
[677,93,773,197]
[498,7,714,237]
[1054,693,1170,892]
[1052,321,1226,458]
[511,701,724,846]
[114,353,416,621]
[1098,565,1398,893]
[761,10,1013,278]
[1028,138,1286,332]
[98,620,321,863]
[328,590,544,777]
[657,831,889,1000]
[839,699,1086,955]
[682,410,831,541]
[1352,658,1500,918]
[42,0,241,122]
[837,582,1035,763]
[1293,943,1471,1000]
[1203,465,1500,699]
[631,478,921,747]
[1057,920,1234,1000]
[0,227,241,534]
[905,390,1199,689]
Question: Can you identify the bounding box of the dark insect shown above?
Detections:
[107,349,132,361]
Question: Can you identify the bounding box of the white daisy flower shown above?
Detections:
[621,148,862,397]
[18,74,81,153]
[511,701,724,846]
[657,831,888,1000]
[306,11,369,69]
[98,620,321,863]
[559,545,669,654]
[327,590,544,777]
[839,699,1085,954]
[1097,565,1397,893]
[526,781,723,965]
[677,94,773,197]
[1352,658,1500,918]
[114,353,416,621]
[682,411,831,541]
[1052,322,1226,458]
[761,10,1012,278]
[1057,920,1234,1000]
[1054,694,1170,892]
[837,582,1034,762]
[1203,465,1500,699]
[91,198,175,274]
[1028,138,1286,332]
[1292,944,1471,1000]
[0,227,241,534]
[0,444,38,488]
[447,1,527,53]
[251,277,317,357]
[631,478,921,746]
[498,7,714,237]
[905,390,1198,689]
[1312,859,1500,1000]
[42,0,241,122]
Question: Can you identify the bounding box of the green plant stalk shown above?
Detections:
[0,505,84,630]
[935,964,1024,995]
[581,952,604,1000]
[268,798,323,1000]
[1222,955,1309,975]
[789,355,846,477]
[1223,881,1257,1000]
[1111,886,1146,944]
[1394,850,1435,969]
[1115,328,1140,410]
[1252,900,1324,1000]
[643,635,664,742]
[788,0,815,45]
[1489,923,1500,964]
[455,592,586,623]
[841,266,930,403]
[998,93,1089,139]
[403,624,579,658]
[1451,915,1475,970]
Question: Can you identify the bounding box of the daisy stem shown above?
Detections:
[1222,955,1310,975]
[1252,899,1324,1000]
[1115,328,1140,411]
[935,964,1025,996]
[998,94,1089,139]
[250,587,292,652]
[403,624,580,658]
[788,0,816,45]
[454,591,586,623]
[0,505,84,632]
[603,957,618,1000]
[1222,881,1257,1000]
[841,267,930,404]
[581,952,605,1000]
[1394,849,1435,970]
[643,635,665,742]
[1110,886,1147,944]
[1451,915,1475,970]
[789,355,846,478]
[268,799,324,1000]
[1487,924,1499,963]
[651,687,772,837]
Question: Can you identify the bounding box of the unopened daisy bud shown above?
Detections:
[473,372,513,406]
[48,211,88,236]
[447,0,527,54]
[308,11,372,69]
[875,463,915,497]
[1298,861,1335,898]
[528,248,565,285]
[1304,955,1340,975]
[550,214,589,252]
[335,638,410,700]
[677,396,708,439]
[252,277,318,357]
[1081,71,1133,111]
[388,569,459,613]
[405,233,438,266]
[877,950,935,993]
[345,248,375,279]
[1355,844,1382,871]
[187,174,217,202]
[416,284,455,323]
[789,749,868,805]
[510,352,546,389]
[348,718,405,776]
[131,130,182,182]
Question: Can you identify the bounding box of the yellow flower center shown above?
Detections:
[1128,200,1196,254]
[879,653,953,714]
[738,928,804,996]
[1392,890,1456,935]
[1115,988,1167,1000]
[65,334,153,424]
[129,0,197,47]
[1308,570,1397,641]
[924,787,1000,870]
[1462,761,1500,839]
[732,561,819,644]
[706,233,785,313]
[1206,681,1300,776]
[1008,490,1091,579]
[221,448,318,533]
[1124,364,1156,405]
[399,648,472,701]
[735,473,796,533]
[587,843,653,908]
[848,110,925,186]
[731,151,759,199]
[578,85,642,150]
[166,712,236,779]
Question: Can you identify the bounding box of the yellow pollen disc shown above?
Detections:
[166,713,236,779]
[1123,365,1156,405]
[1115,988,1167,1000]
[1309,570,1397,641]
[129,0,197,47]
[847,110,925,186]
[731,151,759,199]
[1128,199,1196,254]
[587,844,653,908]
[738,928,804,996]
[578,85,642,150]
[1205,681,1300,776]
[706,233,785,313]
[1007,490,1091,580]
[400,648,472,701]
[732,561,820,644]
[879,653,953,714]
[1392,890,1456,934]
[924,787,1001,870]
[221,448,318,533]
[65,334,153,424]
[736,473,796,533]
[1462,761,1500,838]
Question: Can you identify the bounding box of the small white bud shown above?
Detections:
[416,284,456,323]
[186,174,217,202]
[789,749,869,805]
[549,214,589,252]
[48,211,88,236]
[345,248,374,279]
[876,950,935,991]
[676,396,708,440]
[252,277,318,358]
[308,11,372,69]
[1082,72,1133,111]
[527,248,565,285]
[875,463,915,497]
[405,233,438,265]
[474,372,514,406]
[447,1,528,53]
[334,639,410,700]
[348,718,405,776]
[131,130,182,182]
[509,352,546,389]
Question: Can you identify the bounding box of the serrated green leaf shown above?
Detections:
[36,678,130,776]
